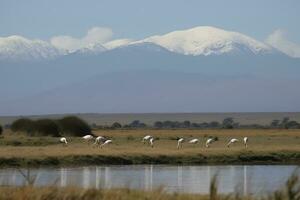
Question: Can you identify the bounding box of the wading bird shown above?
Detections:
[100,140,112,148]
[227,138,239,148]
[59,137,68,146]
[82,135,94,142]
[149,138,154,148]
[205,138,215,148]
[189,138,199,144]
[177,138,184,149]
[243,137,248,148]
[142,135,153,144]
[94,136,106,145]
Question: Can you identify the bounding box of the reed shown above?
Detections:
[1,172,300,200]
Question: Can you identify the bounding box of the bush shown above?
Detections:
[0,124,2,135]
[153,121,163,128]
[33,119,60,137]
[11,116,91,137]
[222,118,235,129]
[128,120,147,128]
[111,122,122,129]
[57,116,91,137]
[11,118,60,137]
[11,118,35,133]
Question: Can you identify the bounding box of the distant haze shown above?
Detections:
[1,113,300,126]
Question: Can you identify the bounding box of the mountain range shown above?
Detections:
[0,26,299,115]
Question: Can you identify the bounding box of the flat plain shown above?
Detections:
[1,129,300,167]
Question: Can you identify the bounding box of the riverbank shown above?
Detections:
[1,129,300,167]
[1,150,300,167]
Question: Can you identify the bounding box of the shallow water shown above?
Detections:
[0,165,298,194]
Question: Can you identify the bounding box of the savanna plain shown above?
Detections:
[1,129,300,167]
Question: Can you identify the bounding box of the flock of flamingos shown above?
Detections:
[59,135,249,149]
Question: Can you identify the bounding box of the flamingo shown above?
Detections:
[82,135,94,144]
[94,136,105,145]
[149,138,154,148]
[227,138,239,148]
[59,137,68,146]
[205,138,215,148]
[177,138,184,149]
[243,137,248,148]
[142,135,153,144]
[189,138,199,144]
[100,140,112,148]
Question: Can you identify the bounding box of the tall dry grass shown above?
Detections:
[1,172,300,200]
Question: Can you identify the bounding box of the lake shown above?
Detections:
[0,165,298,195]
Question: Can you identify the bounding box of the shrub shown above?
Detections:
[11,118,60,137]
[33,119,60,137]
[153,121,163,128]
[128,120,147,128]
[11,118,35,133]
[11,116,91,137]
[222,118,235,129]
[57,116,91,137]
[111,122,122,129]
[183,120,191,128]
[0,124,2,135]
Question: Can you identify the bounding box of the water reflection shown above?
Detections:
[60,168,67,187]
[0,165,297,194]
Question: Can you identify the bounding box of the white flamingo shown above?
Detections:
[205,138,215,148]
[189,138,199,144]
[149,138,154,148]
[177,138,184,149]
[227,138,239,148]
[100,140,112,148]
[243,137,248,148]
[142,135,153,144]
[82,135,94,143]
[59,137,68,146]
[94,136,106,145]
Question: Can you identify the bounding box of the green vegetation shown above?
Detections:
[1,151,300,168]
[90,117,300,130]
[10,116,91,137]
[57,116,91,136]
[0,129,300,167]
[1,172,300,200]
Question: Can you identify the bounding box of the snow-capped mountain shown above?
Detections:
[0,35,65,61]
[75,43,107,55]
[1,27,299,115]
[135,26,274,56]
[0,26,287,62]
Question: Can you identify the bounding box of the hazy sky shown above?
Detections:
[1,0,299,43]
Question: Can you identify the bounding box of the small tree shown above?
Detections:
[270,120,280,128]
[57,116,91,136]
[11,118,34,133]
[209,121,220,128]
[153,121,163,128]
[183,120,191,128]
[222,118,234,129]
[111,122,122,129]
[34,119,61,137]
[280,117,290,129]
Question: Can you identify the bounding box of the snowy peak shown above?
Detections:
[137,26,274,56]
[75,43,107,54]
[0,35,64,61]
[0,26,283,62]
